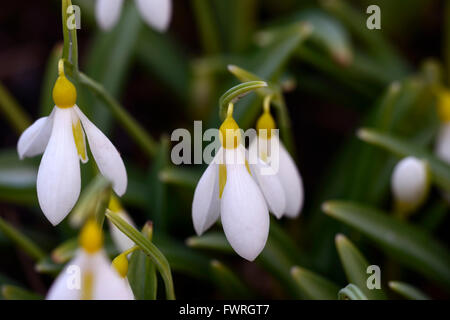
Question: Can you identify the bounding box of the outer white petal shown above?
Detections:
[17,108,55,159]
[277,141,304,218]
[192,151,220,235]
[135,0,172,31]
[108,210,136,252]
[250,159,286,219]
[37,107,80,226]
[46,251,86,300]
[221,148,269,261]
[74,106,127,196]
[391,157,429,212]
[91,251,135,300]
[96,0,124,31]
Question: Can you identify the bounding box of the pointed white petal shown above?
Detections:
[46,250,87,300]
[108,210,136,252]
[17,108,55,159]
[91,251,135,300]
[221,148,269,261]
[37,108,80,226]
[74,106,127,196]
[435,123,450,163]
[277,141,304,218]
[96,0,124,31]
[391,157,429,213]
[250,159,286,219]
[192,153,220,235]
[135,0,172,31]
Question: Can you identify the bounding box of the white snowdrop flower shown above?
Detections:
[96,0,172,32]
[192,104,269,261]
[108,195,136,252]
[391,156,430,216]
[435,89,450,203]
[46,220,134,300]
[248,97,304,218]
[17,62,127,226]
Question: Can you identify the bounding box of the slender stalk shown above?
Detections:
[0,83,31,134]
[62,0,78,69]
[192,0,221,54]
[0,217,46,261]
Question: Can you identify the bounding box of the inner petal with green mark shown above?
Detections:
[72,119,88,162]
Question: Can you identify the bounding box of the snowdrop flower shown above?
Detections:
[17,61,127,225]
[248,96,304,218]
[96,0,172,31]
[435,90,450,203]
[192,104,269,261]
[108,195,136,252]
[391,157,430,216]
[46,220,134,300]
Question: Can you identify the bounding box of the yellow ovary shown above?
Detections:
[112,254,129,278]
[79,220,103,254]
[52,75,77,109]
[108,195,123,213]
[438,90,450,122]
[72,119,87,162]
[219,117,241,149]
[256,111,276,139]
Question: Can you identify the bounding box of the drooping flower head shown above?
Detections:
[46,220,134,300]
[192,103,269,261]
[249,95,304,218]
[17,60,127,225]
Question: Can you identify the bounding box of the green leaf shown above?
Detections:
[51,238,78,264]
[338,284,368,300]
[210,260,253,299]
[105,210,175,300]
[335,234,386,299]
[388,281,430,300]
[290,266,340,300]
[357,128,450,192]
[128,223,157,300]
[0,82,32,134]
[323,201,450,290]
[1,285,42,300]
[219,81,268,120]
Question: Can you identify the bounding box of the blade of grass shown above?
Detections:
[290,266,340,300]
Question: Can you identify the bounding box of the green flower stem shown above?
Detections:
[0,83,32,134]
[192,0,221,54]
[62,0,78,69]
[76,71,158,158]
[105,210,175,300]
[0,216,46,261]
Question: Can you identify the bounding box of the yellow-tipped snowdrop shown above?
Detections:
[248,96,304,218]
[46,220,134,300]
[192,104,269,261]
[391,156,430,216]
[108,195,136,252]
[17,61,127,225]
[436,90,450,203]
[96,0,172,31]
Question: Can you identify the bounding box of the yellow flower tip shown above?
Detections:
[219,116,241,149]
[438,90,450,122]
[108,195,123,213]
[112,254,129,278]
[52,75,77,108]
[79,220,104,254]
[256,112,276,139]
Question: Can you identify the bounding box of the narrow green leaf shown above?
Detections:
[357,128,450,192]
[158,167,201,189]
[323,201,450,290]
[210,260,253,299]
[105,210,175,300]
[389,281,430,300]
[128,223,157,300]
[338,284,368,300]
[335,234,386,299]
[290,266,340,300]
[0,83,32,134]
[1,285,42,300]
[51,238,78,264]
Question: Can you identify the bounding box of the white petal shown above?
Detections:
[391,157,429,212]
[109,210,136,252]
[250,159,286,219]
[277,141,304,218]
[74,106,127,196]
[192,152,220,235]
[96,0,124,31]
[135,0,172,31]
[435,123,450,163]
[91,251,135,300]
[221,148,269,261]
[17,108,55,159]
[37,107,80,226]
